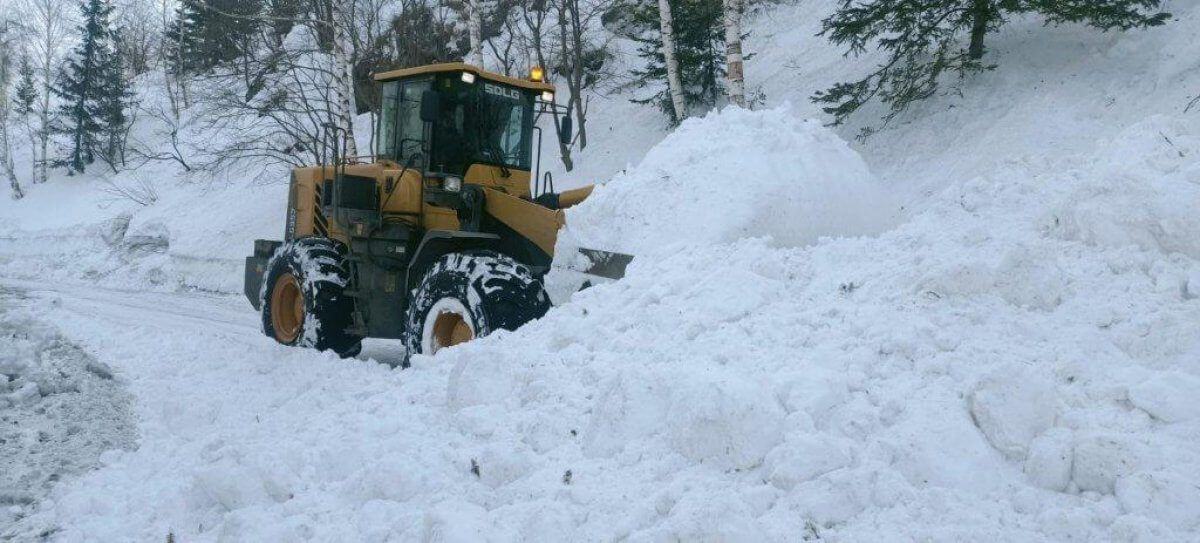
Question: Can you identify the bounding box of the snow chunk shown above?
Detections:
[665,374,786,470]
[1127,371,1200,423]
[886,390,1008,492]
[558,105,894,258]
[422,501,492,543]
[191,459,273,512]
[969,367,1057,461]
[643,490,770,542]
[1186,271,1200,299]
[764,434,853,490]
[0,337,36,377]
[584,369,785,470]
[1115,472,1200,532]
[1024,428,1074,492]
[583,371,672,459]
[1072,433,1139,494]
[85,360,116,380]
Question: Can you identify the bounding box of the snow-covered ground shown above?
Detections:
[0,287,135,532]
[2,0,1200,540]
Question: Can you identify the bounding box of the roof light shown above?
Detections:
[541,91,554,102]
[530,65,545,82]
[461,72,476,84]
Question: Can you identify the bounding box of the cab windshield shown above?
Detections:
[428,74,533,175]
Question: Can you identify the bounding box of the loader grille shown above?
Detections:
[313,184,329,237]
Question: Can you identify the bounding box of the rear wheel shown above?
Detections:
[260,238,362,357]
[405,251,550,361]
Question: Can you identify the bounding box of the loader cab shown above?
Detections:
[373,63,555,184]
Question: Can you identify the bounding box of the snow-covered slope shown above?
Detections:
[572,0,1200,209]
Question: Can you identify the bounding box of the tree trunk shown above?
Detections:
[968,0,991,60]
[331,1,358,157]
[657,0,687,122]
[1,138,21,199]
[567,0,587,148]
[0,42,22,199]
[24,120,37,183]
[534,5,572,171]
[723,0,745,107]
[35,0,64,183]
[173,1,189,109]
[159,0,180,121]
[468,0,484,68]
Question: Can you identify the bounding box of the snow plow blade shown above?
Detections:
[571,248,634,280]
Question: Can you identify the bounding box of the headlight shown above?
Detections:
[461,72,476,84]
[541,91,554,102]
[443,176,462,192]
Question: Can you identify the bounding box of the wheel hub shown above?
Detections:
[271,273,304,343]
[425,298,475,354]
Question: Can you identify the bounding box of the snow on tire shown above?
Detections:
[405,251,550,359]
[259,237,361,357]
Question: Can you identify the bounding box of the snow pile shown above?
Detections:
[0,176,284,294]
[414,112,1200,541]
[0,293,134,528]
[1049,115,1200,260]
[559,105,895,257]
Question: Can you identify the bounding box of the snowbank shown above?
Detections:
[0,293,134,529]
[558,105,895,257]
[416,113,1200,541]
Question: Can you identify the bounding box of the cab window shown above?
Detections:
[376,81,399,160]
[396,79,430,166]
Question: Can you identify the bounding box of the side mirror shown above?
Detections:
[559,115,573,145]
[420,90,440,122]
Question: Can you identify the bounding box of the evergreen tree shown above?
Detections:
[169,0,264,73]
[56,0,121,173]
[13,52,38,186]
[99,32,134,170]
[14,54,37,118]
[265,0,304,45]
[814,0,1172,135]
[625,0,726,125]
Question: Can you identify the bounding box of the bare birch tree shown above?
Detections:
[0,19,23,199]
[114,0,158,76]
[22,0,70,184]
[159,0,190,116]
[331,0,358,157]
[722,0,744,107]
[555,0,584,148]
[468,0,484,67]
[519,0,573,170]
[657,0,686,121]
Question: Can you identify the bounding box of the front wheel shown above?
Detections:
[260,238,362,357]
[405,251,550,362]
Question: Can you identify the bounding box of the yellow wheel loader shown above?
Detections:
[243,63,630,364]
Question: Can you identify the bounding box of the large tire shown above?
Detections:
[260,238,362,357]
[405,251,550,360]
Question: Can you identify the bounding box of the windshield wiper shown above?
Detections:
[484,138,511,177]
